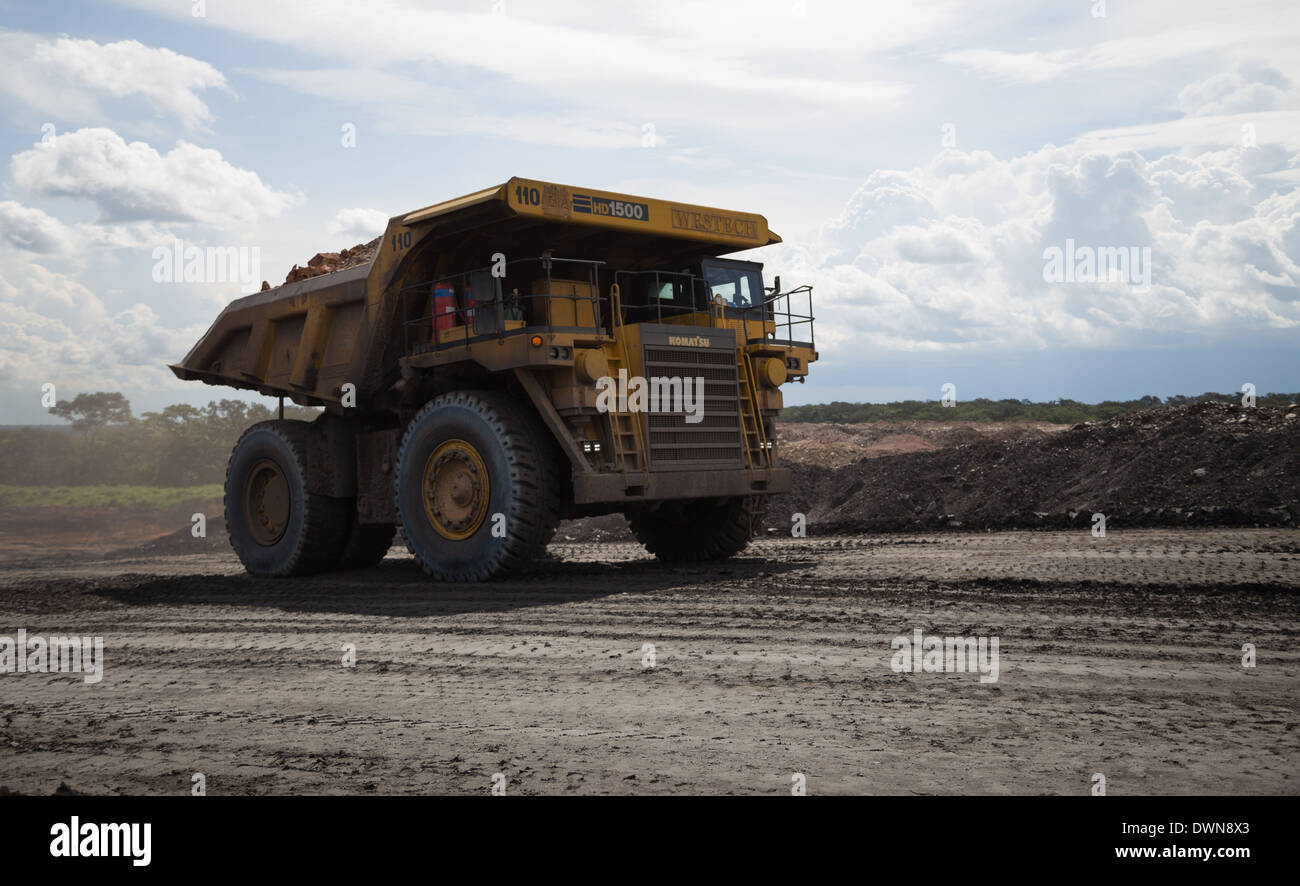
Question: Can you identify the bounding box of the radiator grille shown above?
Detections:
[642,344,744,469]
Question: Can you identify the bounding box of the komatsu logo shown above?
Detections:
[667,335,710,348]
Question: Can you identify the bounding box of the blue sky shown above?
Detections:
[0,0,1297,423]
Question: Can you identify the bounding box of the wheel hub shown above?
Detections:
[244,458,290,546]
[422,439,490,540]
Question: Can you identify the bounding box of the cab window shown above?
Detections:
[702,260,764,309]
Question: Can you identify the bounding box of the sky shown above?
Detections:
[0,0,1297,424]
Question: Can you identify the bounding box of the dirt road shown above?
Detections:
[1,529,1296,796]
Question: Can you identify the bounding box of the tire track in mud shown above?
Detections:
[0,530,1296,795]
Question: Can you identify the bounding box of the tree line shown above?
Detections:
[2,392,318,487]
[779,393,1300,424]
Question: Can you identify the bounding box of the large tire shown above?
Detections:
[627,496,758,562]
[224,420,351,577]
[395,391,564,581]
[336,521,396,570]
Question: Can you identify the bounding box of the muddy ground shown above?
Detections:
[1,529,1296,796]
[0,501,223,560]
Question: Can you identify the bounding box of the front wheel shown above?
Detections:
[627,496,758,562]
[394,391,564,581]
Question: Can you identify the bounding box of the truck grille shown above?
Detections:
[642,344,744,469]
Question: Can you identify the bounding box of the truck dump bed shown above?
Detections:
[170,177,784,409]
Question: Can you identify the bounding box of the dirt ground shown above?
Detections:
[1,528,1296,796]
[0,501,222,560]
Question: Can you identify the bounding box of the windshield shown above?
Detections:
[702,261,764,309]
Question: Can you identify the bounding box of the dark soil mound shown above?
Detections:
[764,402,1300,533]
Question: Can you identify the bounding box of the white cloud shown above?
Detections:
[251,66,679,150]
[1178,65,1292,116]
[785,65,1299,363]
[0,201,73,253]
[328,208,388,241]
[126,0,912,143]
[792,139,1300,361]
[219,0,904,102]
[0,30,231,132]
[0,199,172,255]
[942,6,1300,85]
[10,128,299,228]
[1073,111,1300,155]
[939,49,1073,84]
[0,255,204,396]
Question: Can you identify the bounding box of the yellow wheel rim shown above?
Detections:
[422,438,490,540]
[245,458,290,546]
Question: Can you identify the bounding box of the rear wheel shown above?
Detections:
[627,496,758,562]
[224,420,351,576]
[395,391,564,581]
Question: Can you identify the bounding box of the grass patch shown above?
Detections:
[0,484,224,509]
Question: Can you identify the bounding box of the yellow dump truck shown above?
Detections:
[172,178,816,580]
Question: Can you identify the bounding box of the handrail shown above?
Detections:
[737,283,815,347]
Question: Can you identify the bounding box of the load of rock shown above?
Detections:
[260,237,381,290]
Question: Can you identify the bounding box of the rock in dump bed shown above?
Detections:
[259,236,381,290]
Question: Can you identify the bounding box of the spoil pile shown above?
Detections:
[777,420,1067,469]
[764,403,1300,533]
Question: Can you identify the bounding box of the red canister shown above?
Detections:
[433,285,458,333]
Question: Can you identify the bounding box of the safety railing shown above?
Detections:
[744,283,815,348]
[612,269,815,346]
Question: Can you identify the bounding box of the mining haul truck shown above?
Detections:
[171,178,817,580]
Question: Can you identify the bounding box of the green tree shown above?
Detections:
[49,392,133,435]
